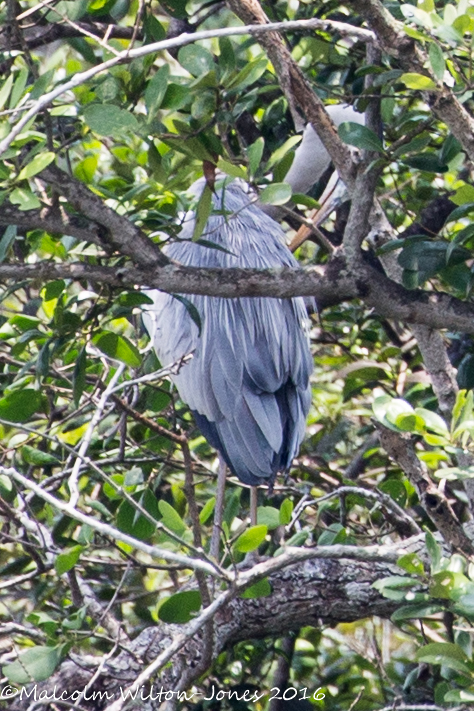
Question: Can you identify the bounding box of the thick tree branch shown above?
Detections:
[0,202,110,249]
[3,257,474,333]
[38,166,168,268]
[343,163,382,264]
[10,550,409,711]
[0,21,142,52]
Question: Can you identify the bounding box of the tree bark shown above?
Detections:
[10,556,401,711]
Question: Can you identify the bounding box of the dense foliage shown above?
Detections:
[3,1,474,709]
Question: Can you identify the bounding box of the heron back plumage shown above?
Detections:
[144,178,313,486]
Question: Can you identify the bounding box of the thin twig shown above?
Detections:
[68,363,125,507]
[2,466,227,579]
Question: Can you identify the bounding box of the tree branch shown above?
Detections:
[376,425,474,557]
[38,166,168,268]
[10,548,410,711]
[226,0,357,185]
[353,0,474,162]
[3,257,474,334]
[0,202,107,246]
[0,21,141,51]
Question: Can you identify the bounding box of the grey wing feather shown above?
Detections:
[143,180,313,485]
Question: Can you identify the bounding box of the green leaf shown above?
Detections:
[4,645,60,683]
[285,530,309,547]
[55,545,83,575]
[158,590,202,623]
[199,497,216,524]
[158,499,186,535]
[145,388,171,412]
[9,187,41,211]
[374,396,418,432]
[161,83,190,111]
[145,64,170,119]
[218,36,236,75]
[10,69,28,109]
[425,530,442,572]
[266,135,302,170]
[144,14,166,41]
[247,137,264,177]
[43,280,65,301]
[292,193,320,210]
[83,104,139,136]
[171,295,202,336]
[18,151,55,181]
[92,331,141,367]
[0,74,13,111]
[439,133,462,165]
[418,0,435,11]
[444,689,474,703]
[434,465,474,480]
[0,389,41,423]
[0,225,17,263]
[430,570,458,598]
[415,642,470,673]
[216,158,246,180]
[429,42,446,81]
[453,593,474,617]
[400,4,435,28]
[22,445,59,466]
[0,474,14,502]
[75,155,98,183]
[378,480,407,507]
[394,412,424,432]
[192,183,213,241]
[338,122,384,152]
[257,506,280,530]
[400,72,438,90]
[373,575,416,591]
[414,408,448,434]
[279,498,293,525]
[73,346,87,407]
[178,45,214,77]
[259,183,292,205]
[402,153,447,173]
[118,292,154,307]
[116,488,159,540]
[26,612,59,637]
[445,203,474,223]
[62,607,86,631]
[240,578,272,599]
[391,602,444,621]
[159,0,187,18]
[397,553,425,576]
[234,525,268,553]
[161,134,215,162]
[452,183,474,206]
[227,57,268,92]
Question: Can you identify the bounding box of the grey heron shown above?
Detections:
[144,177,313,492]
[144,104,361,545]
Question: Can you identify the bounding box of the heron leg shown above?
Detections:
[250,486,258,527]
[210,453,227,560]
